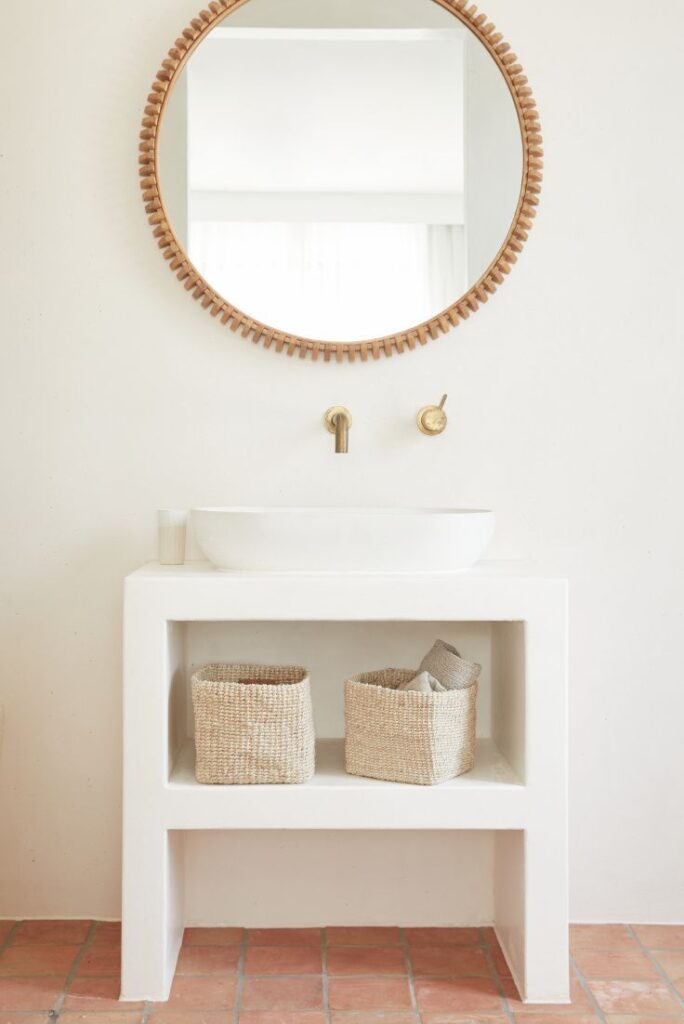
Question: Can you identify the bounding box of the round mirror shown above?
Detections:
[142,0,542,361]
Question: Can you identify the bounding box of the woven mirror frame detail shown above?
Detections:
[140,0,543,363]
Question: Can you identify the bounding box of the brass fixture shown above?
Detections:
[324,406,352,454]
[417,394,448,436]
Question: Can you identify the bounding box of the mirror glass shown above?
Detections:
[159,0,523,342]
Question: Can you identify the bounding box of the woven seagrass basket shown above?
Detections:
[192,663,314,784]
[345,668,477,786]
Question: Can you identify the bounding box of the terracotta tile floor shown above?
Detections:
[0,922,683,1023]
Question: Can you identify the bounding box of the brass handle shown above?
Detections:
[417,395,448,436]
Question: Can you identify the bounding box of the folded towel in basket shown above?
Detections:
[397,670,447,694]
[418,639,481,690]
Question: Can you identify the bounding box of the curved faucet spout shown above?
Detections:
[334,411,349,453]
[324,406,352,454]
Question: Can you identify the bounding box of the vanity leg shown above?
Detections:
[494,591,569,1003]
[494,827,569,1004]
[122,592,185,1001]
[523,825,569,1003]
[121,827,184,1001]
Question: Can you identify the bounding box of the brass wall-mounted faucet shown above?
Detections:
[324,406,352,454]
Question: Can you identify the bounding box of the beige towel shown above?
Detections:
[419,639,481,690]
[397,670,447,694]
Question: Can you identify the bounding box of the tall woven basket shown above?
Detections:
[345,669,477,786]
[192,663,314,784]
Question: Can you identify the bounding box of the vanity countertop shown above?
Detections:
[127,559,568,581]
[124,561,568,625]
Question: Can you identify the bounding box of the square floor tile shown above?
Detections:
[184,927,243,947]
[176,945,241,975]
[512,1017,598,1024]
[327,929,401,947]
[632,926,684,950]
[414,977,502,1014]
[603,1017,684,1024]
[588,980,682,1015]
[148,1013,233,1024]
[327,947,406,976]
[573,949,660,980]
[90,921,122,946]
[75,946,122,977]
[248,931,321,948]
[0,975,64,1011]
[405,929,480,948]
[409,946,490,978]
[240,1014,327,1024]
[654,950,684,982]
[60,1014,144,1024]
[242,976,323,1011]
[0,923,16,946]
[330,1014,416,1024]
[422,1016,508,1024]
[329,977,413,1011]
[245,947,322,975]
[0,1014,56,1024]
[570,926,637,952]
[0,944,79,977]
[11,921,90,946]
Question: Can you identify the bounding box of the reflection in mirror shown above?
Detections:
[159,0,523,343]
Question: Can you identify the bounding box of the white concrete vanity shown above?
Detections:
[122,563,568,1004]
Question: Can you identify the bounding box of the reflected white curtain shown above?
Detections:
[189,222,465,341]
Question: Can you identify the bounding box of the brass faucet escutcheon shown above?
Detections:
[417,394,448,436]
[324,406,352,454]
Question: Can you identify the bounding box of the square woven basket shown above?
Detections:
[192,663,314,784]
[345,668,477,785]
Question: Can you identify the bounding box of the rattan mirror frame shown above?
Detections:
[140,0,543,363]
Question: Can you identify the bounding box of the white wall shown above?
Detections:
[1,0,684,924]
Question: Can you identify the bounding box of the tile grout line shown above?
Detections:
[171,969,492,980]
[322,927,332,1024]
[48,919,98,1021]
[399,927,423,1024]
[230,926,249,1024]
[569,952,609,1024]
[0,965,556,983]
[478,926,516,1024]
[627,925,684,1014]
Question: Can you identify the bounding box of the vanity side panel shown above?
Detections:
[492,621,526,781]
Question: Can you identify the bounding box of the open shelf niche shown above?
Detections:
[166,619,525,828]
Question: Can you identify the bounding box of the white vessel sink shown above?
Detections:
[191,507,495,573]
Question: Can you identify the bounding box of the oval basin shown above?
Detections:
[191,507,495,573]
